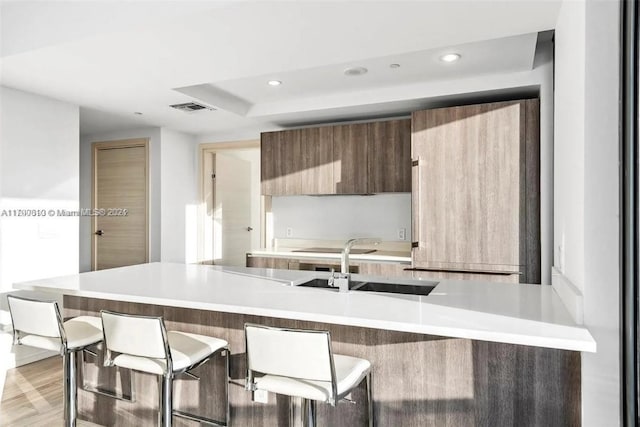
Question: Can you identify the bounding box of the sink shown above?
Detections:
[297,278,437,296]
[297,278,364,291]
[351,282,435,296]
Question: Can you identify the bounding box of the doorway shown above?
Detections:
[91,139,149,270]
[200,141,261,266]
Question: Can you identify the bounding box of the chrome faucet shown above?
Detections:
[329,238,382,292]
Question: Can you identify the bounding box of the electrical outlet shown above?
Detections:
[254,389,269,403]
[286,227,293,237]
[398,228,406,241]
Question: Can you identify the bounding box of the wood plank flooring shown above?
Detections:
[0,357,102,427]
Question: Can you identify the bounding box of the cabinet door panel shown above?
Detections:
[260,130,301,195]
[358,262,413,278]
[333,123,369,194]
[300,126,334,194]
[260,131,282,195]
[246,256,290,269]
[368,119,411,192]
[412,101,524,271]
[411,269,521,284]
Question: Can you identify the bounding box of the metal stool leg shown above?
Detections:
[225,347,231,424]
[366,373,373,427]
[160,375,174,427]
[304,399,317,427]
[63,351,77,427]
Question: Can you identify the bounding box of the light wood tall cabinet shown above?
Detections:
[411,99,540,284]
[260,119,411,195]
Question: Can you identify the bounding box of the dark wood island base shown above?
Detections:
[65,295,581,427]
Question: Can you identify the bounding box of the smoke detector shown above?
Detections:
[169,102,215,113]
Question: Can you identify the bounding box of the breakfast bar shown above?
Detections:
[15,262,595,426]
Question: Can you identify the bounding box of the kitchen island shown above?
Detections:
[15,262,594,426]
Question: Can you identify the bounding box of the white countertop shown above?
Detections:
[248,248,412,263]
[14,262,596,353]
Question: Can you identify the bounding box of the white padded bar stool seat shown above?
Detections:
[245,323,373,427]
[254,354,371,402]
[7,295,103,427]
[112,331,228,376]
[101,310,230,427]
[20,316,102,352]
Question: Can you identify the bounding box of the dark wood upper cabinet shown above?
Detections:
[299,126,334,195]
[260,131,282,195]
[261,119,411,195]
[332,123,369,194]
[411,99,540,284]
[367,119,411,193]
[260,129,301,195]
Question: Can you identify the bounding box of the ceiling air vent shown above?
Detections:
[169,102,215,113]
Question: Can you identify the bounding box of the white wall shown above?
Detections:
[0,86,79,364]
[80,127,203,267]
[160,129,198,263]
[272,194,411,242]
[554,0,586,290]
[79,127,161,272]
[554,0,621,425]
[582,0,621,424]
[0,87,79,290]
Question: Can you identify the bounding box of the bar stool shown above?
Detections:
[244,323,373,427]
[6,294,103,427]
[100,310,230,427]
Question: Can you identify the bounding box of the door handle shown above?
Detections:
[95,230,104,236]
[246,226,253,232]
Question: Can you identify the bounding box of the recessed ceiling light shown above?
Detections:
[267,80,282,86]
[133,112,143,115]
[389,63,401,69]
[440,53,461,63]
[344,66,368,76]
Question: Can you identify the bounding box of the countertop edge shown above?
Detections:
[15,283,596,353]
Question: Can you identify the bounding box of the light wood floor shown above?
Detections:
[0,357,102,427]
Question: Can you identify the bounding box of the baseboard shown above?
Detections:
[551,266,584,324]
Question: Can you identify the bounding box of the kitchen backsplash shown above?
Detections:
[271,194,411,242]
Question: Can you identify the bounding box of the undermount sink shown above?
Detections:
[297,278,437,296]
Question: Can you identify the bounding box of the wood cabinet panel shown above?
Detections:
[524,99,541,284]
[411,268,521,284]
[260,130,301,195]
[333,123,369,194]
[261,119,410,195]
[69,296,581,427]
[367,119,411,192]
[246,255,292,269]
[260,131,281,195]
[411,100,540,283]
[357,262,413,278]
[247,256,415,278]
[299,126,334,194]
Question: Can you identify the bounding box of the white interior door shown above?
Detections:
[213,153,253,266]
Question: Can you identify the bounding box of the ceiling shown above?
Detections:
[0,1,562,139]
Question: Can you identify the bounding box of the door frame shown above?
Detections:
[91,138,150,271]
[198,140,262,264]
